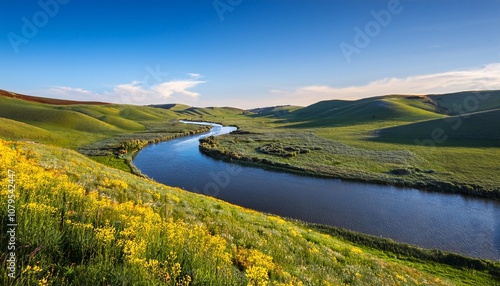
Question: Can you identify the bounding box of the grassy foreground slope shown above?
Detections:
[1,140,499,285]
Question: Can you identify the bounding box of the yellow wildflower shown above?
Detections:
[95,220,116,244]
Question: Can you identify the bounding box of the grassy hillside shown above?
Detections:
[0,95,195,150]
[152,103,192,111]
[1,140,498,285]
[374,109,500,146]
[249,106,303,118]
[281,95,445,128]
[154,104,247,119]
[0,93,215,175]
[428,90,500,115]
[0,89,109,105]
[0,117,56,143]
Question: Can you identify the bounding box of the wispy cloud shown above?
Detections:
[412,19,500,32]
[269,63,500,106]
[48,86,101,100]
[153,80,204,99]
[43,73,206,105]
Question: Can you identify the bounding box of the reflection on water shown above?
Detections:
[134,122,500,260]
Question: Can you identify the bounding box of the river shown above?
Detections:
[133,122,500,260]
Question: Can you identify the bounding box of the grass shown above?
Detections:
[427,90,500,114]
[88,155,132,173]
[374,109,500,146]
[0,95,184,147]
[1,139,498,285]
[0,117,56,143]
[280,95,446,128]
[306,223,500,286]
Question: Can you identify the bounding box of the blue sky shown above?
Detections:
[1,0,500,108]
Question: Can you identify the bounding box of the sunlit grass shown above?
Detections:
[2,140,493,285]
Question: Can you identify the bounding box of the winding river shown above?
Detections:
[133,122,500,260]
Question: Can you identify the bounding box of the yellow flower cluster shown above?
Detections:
[235,248,275,286]
[246,266,269,286]
[350,246,363,254]
[100,177,128,191]
[94,220,116,244]
[123,239,146,260]
[22,202,57,215]
[22,265,43,274]
[288,226,303,238]
[269,215,286,225]
[66,220,94,230]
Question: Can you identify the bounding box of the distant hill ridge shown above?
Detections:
[0,89,110,105]
[2,88,499,117]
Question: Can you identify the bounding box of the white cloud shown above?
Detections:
[269,89,289,94]
[270,63,500,106]
[43,73,206,105]
[153,80,205,99]
[187,73,203,79]
[47,86,102,101]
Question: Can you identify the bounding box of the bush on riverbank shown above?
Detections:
[257,143,313,158]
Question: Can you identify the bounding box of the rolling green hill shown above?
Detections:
[180,106,246,117]
[428,90,500,115]
[249,105,303,118]
[152,104,248,119]
[150,103,192,111]
[0,117,56,142]
[374,109,500,147]
[281,95,445,127]
[0,89,109,105]
[0,94,184,148]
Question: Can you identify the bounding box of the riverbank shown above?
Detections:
[199,134,500,200]
[302,222,500,282]
[81,123,212,176]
